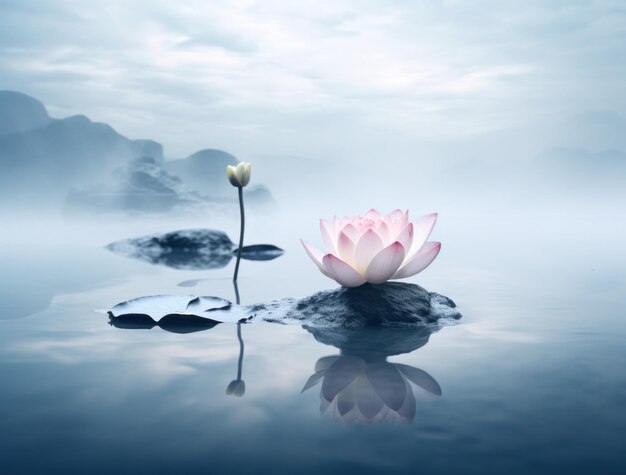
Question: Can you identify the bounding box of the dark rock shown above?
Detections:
[106,229,235,270]
[259,282,459,327]
[237,282,461,327]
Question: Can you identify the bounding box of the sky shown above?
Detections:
[1,0,625,160]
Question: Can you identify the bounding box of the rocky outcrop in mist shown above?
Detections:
[0,90,275,213]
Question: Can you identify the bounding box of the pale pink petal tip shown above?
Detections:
[322,254,365,288]
[393,241,441,279]
[365,242,405,284]
[301,239,325,269]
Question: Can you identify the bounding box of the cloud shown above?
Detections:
[0,0,625,159]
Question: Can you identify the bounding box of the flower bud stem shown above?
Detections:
[233,186,245,283]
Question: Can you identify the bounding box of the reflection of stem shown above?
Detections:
[233,280,241,305]
[236,323,244,380]
[233,186,245,283]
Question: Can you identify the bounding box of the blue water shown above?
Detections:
[0,207,624,474]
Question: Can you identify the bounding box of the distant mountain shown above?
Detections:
[0,91,163,201]
[0,90,274,213]
[65,156,276,215]
[64,156,206,214]
[164,149,238,197]
[535,148,626,182]
[0,90,52,136]
[0,114,163,181]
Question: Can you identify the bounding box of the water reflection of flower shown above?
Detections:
[302,355,440,423]
[226,322,246,397]
[302,326,442,424]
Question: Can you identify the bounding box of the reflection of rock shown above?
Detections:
[302,325,442,424]
[106,229,284,270]
[306,325,435,359]
[258,282,461,327]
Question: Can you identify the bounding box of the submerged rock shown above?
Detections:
[106,229,284,270]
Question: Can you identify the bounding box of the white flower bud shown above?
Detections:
[226,162,251,187]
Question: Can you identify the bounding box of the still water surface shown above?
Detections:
[0,207,624,474]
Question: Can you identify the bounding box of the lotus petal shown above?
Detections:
[337,231,356,266]
[395,364,442,395]
[322,254,365,287]
[355,373,384,419]
[336,381,357,416]
[301,371,326,393]
[396,379,416,423]
[366,363,407,411]
[315,355,341,372]
[320,219,336,254]
[407,213,437,259]
[386,209,403,223]
[354,229,384,273]
[322,356,366,401]
[364,242,405,284]
[392,241,441,279]
[365,208,380,220]
[394,223,414,252]
[340,223,360,242]
[374,220,391,243]
[300,240,330,277]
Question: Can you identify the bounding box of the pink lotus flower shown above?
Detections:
[301,209,440,287]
